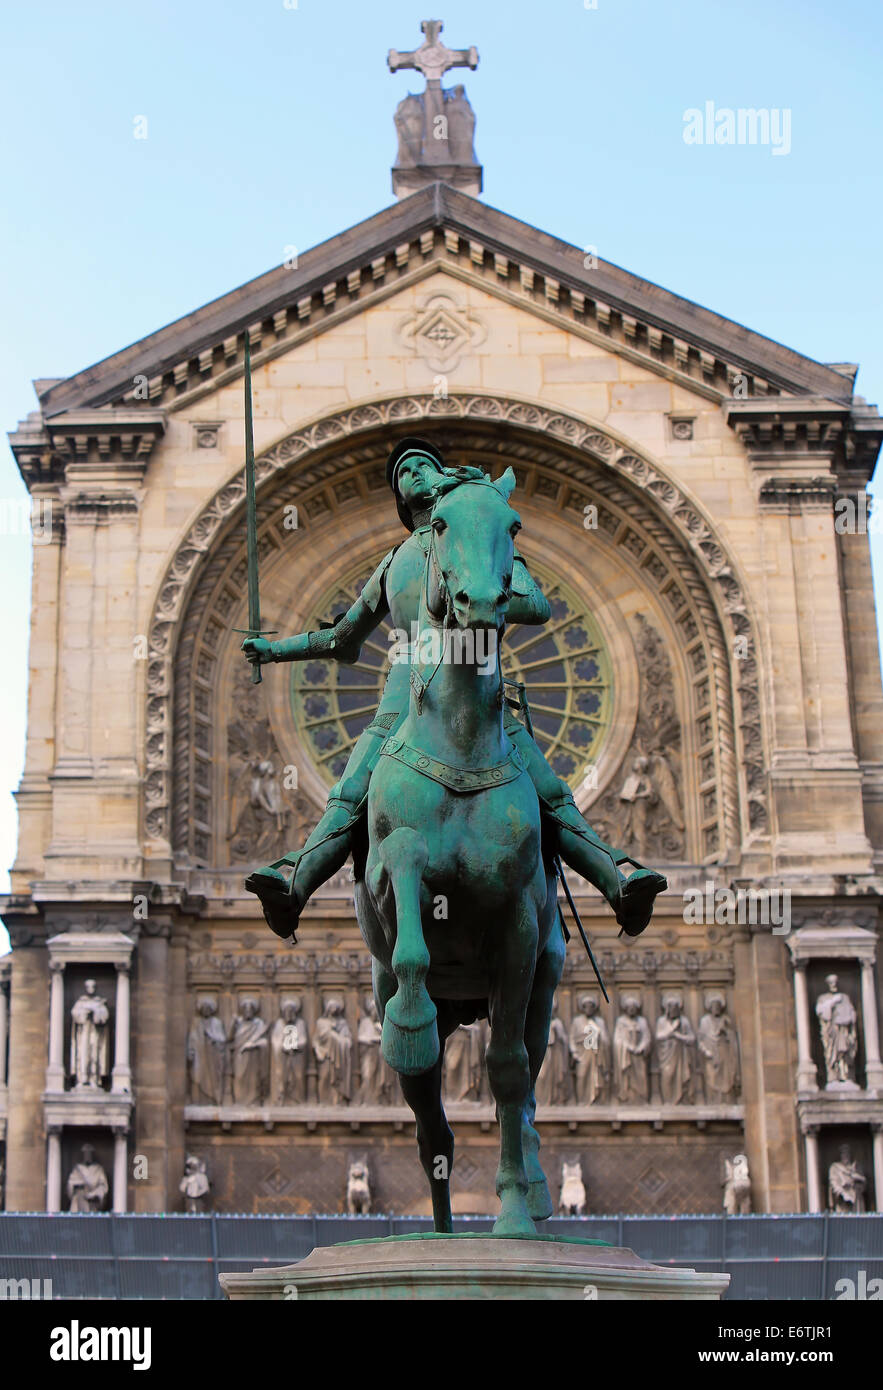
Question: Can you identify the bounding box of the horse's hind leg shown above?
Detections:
[370,827,438,1076]
[486,907,539,1238]
[522,919,566,1222]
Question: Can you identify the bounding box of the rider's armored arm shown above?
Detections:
[507,551,551,625]
[268,549,394,664]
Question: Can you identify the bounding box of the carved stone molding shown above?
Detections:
[145,394,766,854]
[398,292,487,371]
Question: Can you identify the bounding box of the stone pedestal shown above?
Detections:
[219,1234,729,1301]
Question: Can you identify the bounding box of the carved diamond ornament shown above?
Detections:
[399,293,487,371]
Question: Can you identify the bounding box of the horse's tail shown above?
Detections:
[371,828,439,1076]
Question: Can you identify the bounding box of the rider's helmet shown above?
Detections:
[386,437,446,531]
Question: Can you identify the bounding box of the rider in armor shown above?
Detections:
[242,438,665,942]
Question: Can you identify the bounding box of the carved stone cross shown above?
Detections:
[388,19,478,87]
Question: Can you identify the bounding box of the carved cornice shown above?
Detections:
[9,409,166,491]
[144,394,767,851]
[61,489,142,523]
[724,398,882,479]
[758,476,838,509]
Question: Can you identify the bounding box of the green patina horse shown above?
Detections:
[352,468,563,1236]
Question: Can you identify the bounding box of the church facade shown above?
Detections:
[3,34,883,1218]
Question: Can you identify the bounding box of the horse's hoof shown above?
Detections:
[527,1177,553,1222]
[381,1012,439,1076]
[493,1210,537,1238]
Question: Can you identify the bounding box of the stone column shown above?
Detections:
[0,977,8,1092]
[46,960,66,1091]
[873,1126,883,1214]
[46,1128,63,1213]
[112,963,132,1094]
[804,1128,823,1212]
[792,962,818,1092]
[860,960,883,1090]
[112,1129,128,1213]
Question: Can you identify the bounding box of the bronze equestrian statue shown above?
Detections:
[242,439,666,1234]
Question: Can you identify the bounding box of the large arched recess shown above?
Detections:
[144,393,767,875]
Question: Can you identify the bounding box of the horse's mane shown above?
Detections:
[433,466,510,505]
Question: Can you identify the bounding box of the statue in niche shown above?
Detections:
[698,993,740,1103]
[535,1000,572,1106]
[346,1158,372,1215]
[569,993,610,1105]
[655,993,695,1105]
[187,997,228,1105]
[66,1143,108,1212]
[269,997,308,1105]
[722,1154,752,1215]
[180,1155,211,1213]
[828,1145,866,1213]
[314,997,353,1105]
[613,996,652,1104]
[815,974,859,1087]
[69,979,110,1090]
[558,1160,587,1216]
[357,996,390,1105]
[443,1020,486,1103]
[230,997,270,1106]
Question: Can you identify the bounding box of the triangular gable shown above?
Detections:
[36,184,853,422]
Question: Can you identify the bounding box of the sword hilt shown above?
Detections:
[234,627,277,685]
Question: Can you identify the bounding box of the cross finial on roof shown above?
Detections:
[388,19,479,86]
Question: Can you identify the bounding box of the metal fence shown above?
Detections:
[0,1212,881,1300]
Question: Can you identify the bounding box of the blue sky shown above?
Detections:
[1,0,881,945]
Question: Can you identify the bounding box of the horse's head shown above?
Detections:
[427,467,521,630]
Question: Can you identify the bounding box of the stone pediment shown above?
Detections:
[20,185,862,429]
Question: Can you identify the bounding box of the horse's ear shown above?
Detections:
[495,466,517,501]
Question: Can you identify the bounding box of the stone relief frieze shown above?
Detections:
[590,614,686,861]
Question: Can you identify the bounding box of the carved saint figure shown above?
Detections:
[70,979,110,1090]
[393,92,425,166]
[444,1020,486,1102]
[314,997,353,1105]
[815,974,858,1086]
[613,996,652,1104]
[270,997,308,1105]
[346,1158,372,1215]
[722,1153,752,1215]
[558,1159,586,1216]
[230,997,269,1106]
[569,994,610,1105]
[828,1145,866,1213]
[179,1155,210,1213]
[655,993,695,1105]
[698,993,740,1103]
[187,996,228,1105]
[67,1143,109,1213]
[535,1003,572,1106]
[444,85,478,164]
[356,996,389,1105]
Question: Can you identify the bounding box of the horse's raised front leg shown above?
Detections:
[487,908,539,1238]
[369,827,439,1076]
